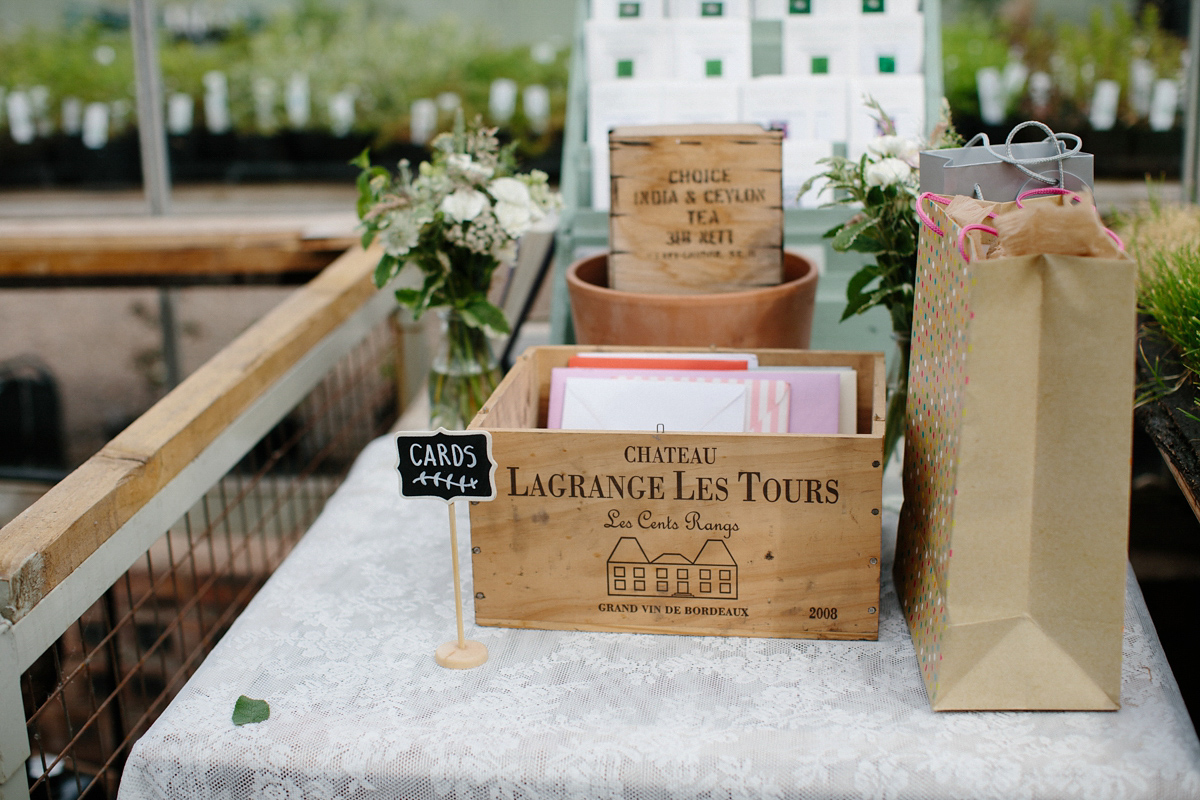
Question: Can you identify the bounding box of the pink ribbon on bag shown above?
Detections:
[917,192,953,236]
[957,224,1000,262]
[1014,186,1083,207]
[918,191,999,238]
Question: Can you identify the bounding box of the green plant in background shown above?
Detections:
[0,0,568,152]
[1114,194,1200,420]
[940,12,1011,122]
[1137,242,1200,423]
[940,4,1185,129]
[1140,244,1200,380]
[159,30,253,107]
[0,22,135,108]
[188,2,567,146]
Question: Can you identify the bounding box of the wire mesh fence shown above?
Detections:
[19,315,401,800]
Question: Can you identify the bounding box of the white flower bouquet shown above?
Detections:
[354,115,559,427]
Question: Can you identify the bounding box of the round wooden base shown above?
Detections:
[435,639,488,669]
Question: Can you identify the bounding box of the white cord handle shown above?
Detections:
[961,120,1083,191]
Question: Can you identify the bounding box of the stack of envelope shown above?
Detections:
[547,352,855,435]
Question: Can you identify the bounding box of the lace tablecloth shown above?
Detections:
[119,435,1200,800]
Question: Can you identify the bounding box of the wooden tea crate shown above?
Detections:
[609,124,784,295]
[467,346,886,640]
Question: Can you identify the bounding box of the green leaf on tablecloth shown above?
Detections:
[232,695,270,726]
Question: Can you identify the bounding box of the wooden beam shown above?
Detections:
[0,248,343,281]
[0,245,383,623]
[0,213,358,280]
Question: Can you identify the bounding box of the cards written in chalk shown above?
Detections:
[394,429,497,502]
[547,361,850,434]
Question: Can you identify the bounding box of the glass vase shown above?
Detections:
[883,331,911,466]
[428,309,501,430]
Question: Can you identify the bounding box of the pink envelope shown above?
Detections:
[548,368,840,434]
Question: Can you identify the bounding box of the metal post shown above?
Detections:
[923,0,945,137]
[158,286,182,389]
[130,0,171,216]
[1184,0,1200,203]
[130,0,182,387]
[0,626,31,800]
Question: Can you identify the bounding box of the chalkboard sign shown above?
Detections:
[394,429,496,503]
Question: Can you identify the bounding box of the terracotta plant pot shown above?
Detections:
[566,251,818,348]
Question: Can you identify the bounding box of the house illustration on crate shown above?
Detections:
[607,536,738,599]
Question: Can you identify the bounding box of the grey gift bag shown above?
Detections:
[920,121,1093,202]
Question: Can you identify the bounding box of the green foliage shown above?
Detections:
[802,98,961,336]
[1134,333,1189,409]
[940,13,1011,121]
[231,695,270,726]
[1140,243,1200,379]
[0,22,135,107]
[1117,193,1200,411]
[940,5,1186,127]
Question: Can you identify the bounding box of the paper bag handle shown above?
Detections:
[917,192,952,236]
[962,121,1083,196]
[1015,186,1084,207]
[918,191,999,237]
[957,224,999,263]
[1014,188,1126,251]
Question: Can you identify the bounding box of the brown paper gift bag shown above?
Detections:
[895,192,1136,711]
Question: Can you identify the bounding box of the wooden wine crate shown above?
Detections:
[467,345,886,640]
[608,124,784,294]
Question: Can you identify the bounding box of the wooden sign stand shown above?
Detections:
[436,503,488,668]
[394,428,498,670]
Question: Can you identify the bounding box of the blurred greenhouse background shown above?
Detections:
[942,0,1189,177]
[0,0,574,186]
[0,0,1190,188]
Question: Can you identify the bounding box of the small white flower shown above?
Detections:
[525,173,560,212]
[867,134,920,164]
[446,152,494,183]
[489,177,545,237]
[379,209,431,257]
[438,188,488,222]
[493,201,535,238]
[488,176,533,207]
[865,157,914,188]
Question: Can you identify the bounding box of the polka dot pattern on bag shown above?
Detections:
[896,200,972,700]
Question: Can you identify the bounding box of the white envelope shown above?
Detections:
[559,377,748,432]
